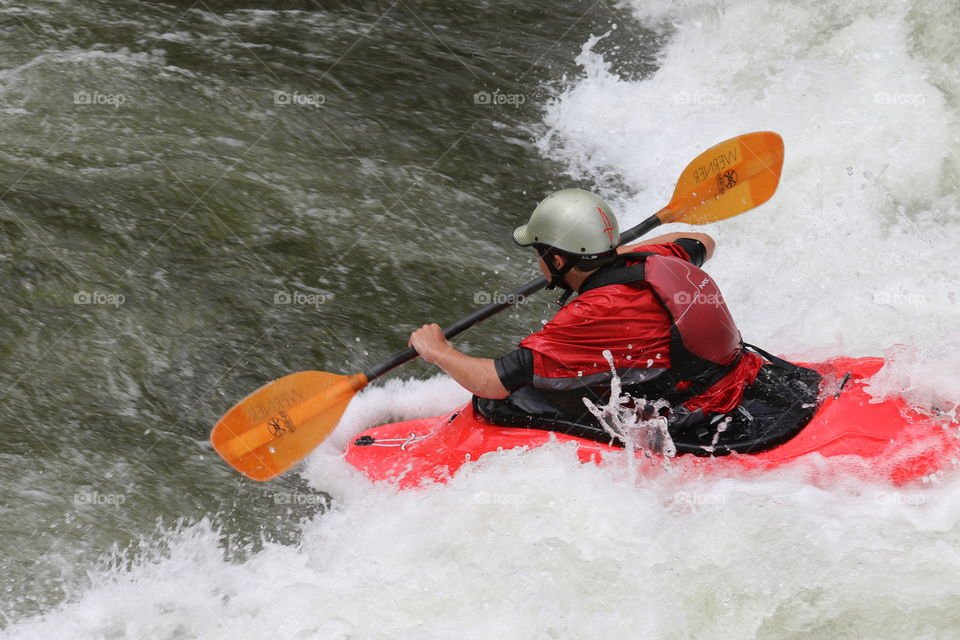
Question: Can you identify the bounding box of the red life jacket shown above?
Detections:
[519,251,751,407]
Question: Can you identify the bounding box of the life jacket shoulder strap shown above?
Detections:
[578,252,655,294]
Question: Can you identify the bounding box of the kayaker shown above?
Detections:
[409,188,822,454]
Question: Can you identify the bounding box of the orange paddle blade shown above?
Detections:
[661,131,784,225]
[211,371,368,481]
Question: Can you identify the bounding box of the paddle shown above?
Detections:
[211,130,785,481]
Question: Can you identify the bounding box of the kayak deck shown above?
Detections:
[344,357,959,488]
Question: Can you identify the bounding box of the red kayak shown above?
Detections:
[345,357,959,489]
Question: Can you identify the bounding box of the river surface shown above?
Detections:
[1,1,959,638]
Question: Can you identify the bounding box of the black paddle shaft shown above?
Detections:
[361,213,663,382]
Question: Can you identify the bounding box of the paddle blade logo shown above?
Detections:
[716,169,738,194]
[267,410,296,436]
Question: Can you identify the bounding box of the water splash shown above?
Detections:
[866,339,960,427]
[583,350,677,472]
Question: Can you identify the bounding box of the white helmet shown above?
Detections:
[513,188,619,256]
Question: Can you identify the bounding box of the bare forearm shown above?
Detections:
[432,349,509,399]
[409,323,510,399]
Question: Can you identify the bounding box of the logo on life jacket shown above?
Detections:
[597,207,614,244]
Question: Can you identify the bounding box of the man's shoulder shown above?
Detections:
[619,241,692,262]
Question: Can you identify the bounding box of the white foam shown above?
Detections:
[539,0,960,361]
[10,449,960,639]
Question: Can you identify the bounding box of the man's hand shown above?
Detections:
[409,323,452,363]
[407,323,509,399]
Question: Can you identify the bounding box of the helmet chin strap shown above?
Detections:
[537,246,580,305]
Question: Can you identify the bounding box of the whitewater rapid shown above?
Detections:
[6,0,960,638]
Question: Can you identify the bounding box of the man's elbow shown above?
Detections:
[480,383,511,400]
[691,233,716,261]
[475,375,511,399]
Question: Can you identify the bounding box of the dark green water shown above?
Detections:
[0,0,659,623]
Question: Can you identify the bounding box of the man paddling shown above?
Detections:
[409,188,821,454]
